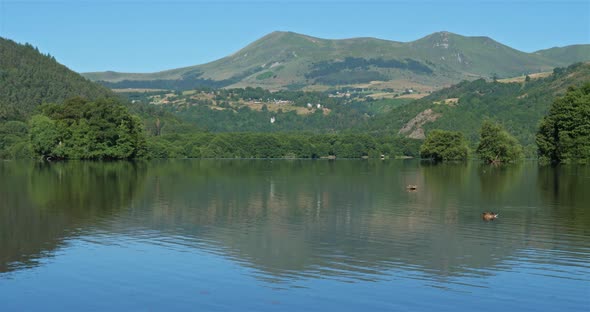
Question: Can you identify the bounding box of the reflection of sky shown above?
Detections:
[2,237,588,311]
[2,160,590,311]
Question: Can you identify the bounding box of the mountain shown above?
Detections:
[83,31,590,91]
[367,62,590,155]
[0,37,115,121]
[534,45,590,65]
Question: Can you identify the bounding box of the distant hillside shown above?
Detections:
[83,31,590,91]
[368,62,590,154]
[534,45,590,65]
[0,37,114,121]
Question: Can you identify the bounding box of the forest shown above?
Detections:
[0,38,114,121]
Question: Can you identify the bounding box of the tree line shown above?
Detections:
[0,83,587,163]
[146,132,421,159]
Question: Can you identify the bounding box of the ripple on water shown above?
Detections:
[1,160,589,311]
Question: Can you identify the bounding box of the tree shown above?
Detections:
[536,83,590,163]
[0,120,29,157]
[476,120,523,163]
[30,98,147,160]
[29,115,60,159]
[420,130,469,161]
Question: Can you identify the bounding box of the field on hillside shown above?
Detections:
[498,71,553,83]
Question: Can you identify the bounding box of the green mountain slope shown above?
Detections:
[534,45,590,65]
[83,31,590,91]
[369,62,590,154]
[0,37,115,120]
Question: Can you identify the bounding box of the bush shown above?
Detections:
[476,120,523,163]
[420,130,469,161]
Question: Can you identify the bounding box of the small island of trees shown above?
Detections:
[30,98,147,160]
[419,130,469,161]
[476,120,523,163]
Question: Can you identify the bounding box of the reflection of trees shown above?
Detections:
[128,160,589,284]
[537,165,590,231]
[477,163,525,204]
[29,162,147,215]
[416,161,471,225]
[0,161,146,273]
[2,160,588,285]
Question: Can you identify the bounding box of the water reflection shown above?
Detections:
[536,165,590,235]
[0,161,146,273]
[1,160,588,289]
[477,163,525,197]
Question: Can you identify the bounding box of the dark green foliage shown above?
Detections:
[306,57,432,79]
[420,130,469,161]
[143,132,420,159]
[536,83,590,163]
[305,57,432,85]
[0,37,114,120]
[146,136,185,159]
[476,120,523,163]
[314,70,386,85]
[98,67,263,91]
[256,71,274,80]
[30,98,147,160]
[99,78,225,90]
[0,120,32,158]
[29,115,60,158]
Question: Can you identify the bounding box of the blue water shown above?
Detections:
[1,160,588,311]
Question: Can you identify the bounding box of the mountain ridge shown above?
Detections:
[82,31,590,91]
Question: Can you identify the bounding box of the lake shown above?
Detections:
[1,160,588,311]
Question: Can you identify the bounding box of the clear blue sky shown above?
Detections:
[1,0,588,73]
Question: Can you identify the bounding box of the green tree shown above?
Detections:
[476,120,523,163]
[420,130,469,161]
[29,115,60,159]
[30,98,147,160]
[0,121,29,157]
[536,83,590,163]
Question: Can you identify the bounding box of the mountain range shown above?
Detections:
[82,31,590,91]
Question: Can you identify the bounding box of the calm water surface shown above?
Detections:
[1,160,588,311]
